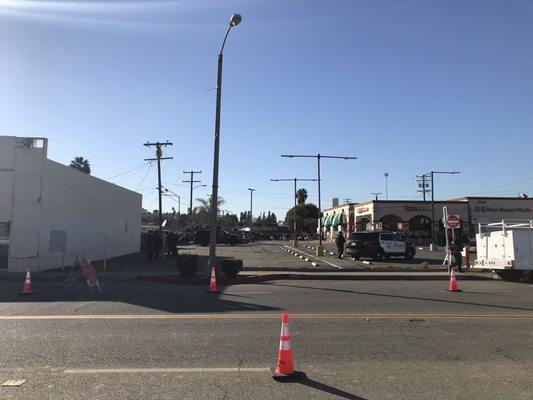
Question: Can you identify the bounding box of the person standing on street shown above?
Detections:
[336,230,346,259]
[451,232,464,273]
[153,232,163,260]
[146,231,154,262]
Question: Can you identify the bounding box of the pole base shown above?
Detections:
[447,289,462,292]
[206,290,220,294]
[273,370,307,382]
[293,239,299,248]
[19,292,35,296]
[316,245,324,257]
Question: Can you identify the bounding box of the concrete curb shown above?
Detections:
[285,273,492,281]
[138,274,290,285]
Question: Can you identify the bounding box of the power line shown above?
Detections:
[135,162,153,191]
[104,162,149,181]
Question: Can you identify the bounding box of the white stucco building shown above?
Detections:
[0,136,141,272]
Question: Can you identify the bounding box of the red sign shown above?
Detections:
[445,215,460,229]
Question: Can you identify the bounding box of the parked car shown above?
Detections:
[345,231,416,260]
[193,229,240,246]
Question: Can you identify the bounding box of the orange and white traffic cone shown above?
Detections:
[448,267,461,292]
[207,265,219,293]
[19,268,35,296]
[273,313,306,381]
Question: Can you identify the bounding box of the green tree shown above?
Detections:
[296,188,308,204]
[285,203,319,233]
[219,213,239,229]
[69,156,91,174]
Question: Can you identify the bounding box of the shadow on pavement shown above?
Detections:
[297,377,368,400]
[268,282,533,312]
[0,280,281,314]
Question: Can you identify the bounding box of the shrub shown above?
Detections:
[177,254,200,277]
[220,258,243,278]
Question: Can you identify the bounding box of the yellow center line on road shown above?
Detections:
[0,313,532,320]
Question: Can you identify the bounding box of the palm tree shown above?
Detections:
[196,196,225,216]
[69,156,91,174]
[296,188,308,204]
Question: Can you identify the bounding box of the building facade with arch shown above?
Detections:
[321,196,533,244]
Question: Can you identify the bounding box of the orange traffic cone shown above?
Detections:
[448,267,461,292]
[273,313,306,381]
[19,268,35,296]
[207,265,219,293]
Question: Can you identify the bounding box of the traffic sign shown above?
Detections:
[445,214,460,229]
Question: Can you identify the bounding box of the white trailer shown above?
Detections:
[474,220,533,280]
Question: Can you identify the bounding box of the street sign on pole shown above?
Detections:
[444,214,460,229]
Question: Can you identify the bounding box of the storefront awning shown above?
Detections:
[324,215,334,227]
[332,213,346,226]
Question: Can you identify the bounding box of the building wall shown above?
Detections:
[37,160,142,271]
[1,137,47,271]
[0,137,17,268]
[2,135,141,272]
[467,198,533,224]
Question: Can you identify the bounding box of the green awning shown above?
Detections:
[332,213,346,226]
[324,215,334,227]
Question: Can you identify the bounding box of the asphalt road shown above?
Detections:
[177,240,449,271]
[1,276,532,399]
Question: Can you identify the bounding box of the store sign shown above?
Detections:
[357,207,369,213]
[405,206,432,212]
[474,206,532,213]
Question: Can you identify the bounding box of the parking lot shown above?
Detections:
[177,240,450,272]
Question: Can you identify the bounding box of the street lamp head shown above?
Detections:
[229,14,242,27]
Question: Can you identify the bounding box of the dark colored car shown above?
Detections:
[345,231,416,260]
[193,229,240,246]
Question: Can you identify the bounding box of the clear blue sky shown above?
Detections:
[1,0,532,219]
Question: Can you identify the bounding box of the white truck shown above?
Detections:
[474,220,533,281]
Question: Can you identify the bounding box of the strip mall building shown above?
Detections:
[321,196,533,243]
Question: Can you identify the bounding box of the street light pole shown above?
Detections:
[371,192,382,201]
[281,154,357,256]
[208,14,242,276]
[384,172,389,200]
[270,178,317,247]
[248,188,255,228]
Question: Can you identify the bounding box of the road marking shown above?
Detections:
[1,313,532,320]
[1,379,27,387]
[64,367,271,374]
[284,245,345,269]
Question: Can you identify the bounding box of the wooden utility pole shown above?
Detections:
[144,141,173,232]
[183,170,202,215]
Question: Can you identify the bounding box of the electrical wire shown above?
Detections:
[135,162,153,191]
[105,162,149,181]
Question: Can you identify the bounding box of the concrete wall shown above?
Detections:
[1,137,47,271]
[37,160,142,271]
[0,137,16,268]
[1,135,141,272]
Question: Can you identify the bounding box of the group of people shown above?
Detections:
[146,231,163,261]
[145,231,181,262]
[165,231,179,259]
